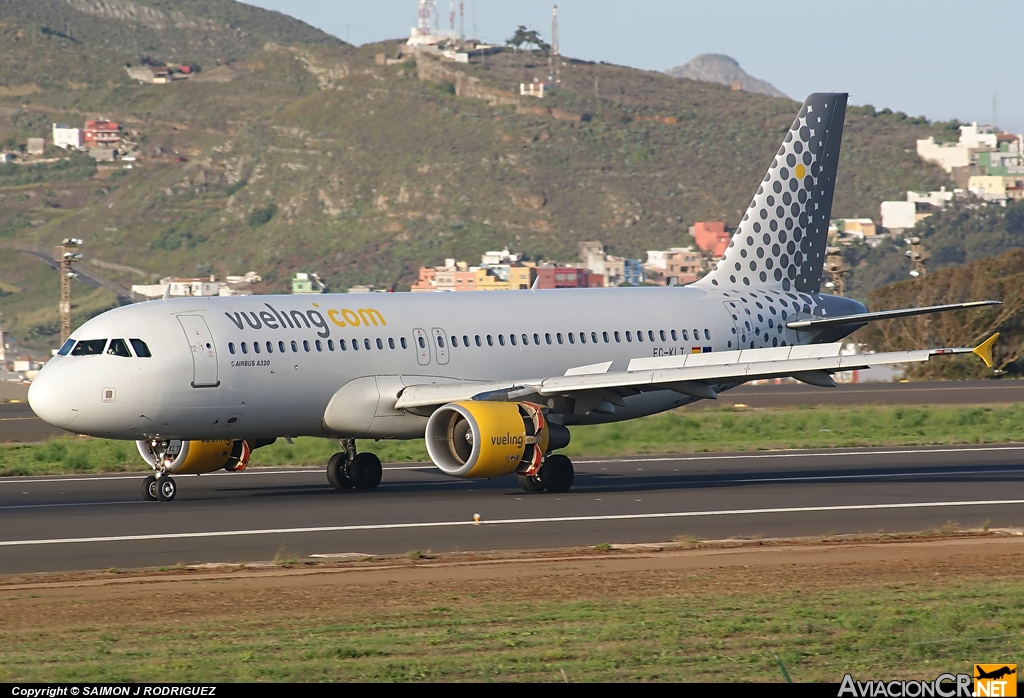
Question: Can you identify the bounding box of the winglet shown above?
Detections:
[162,284,171,301]
[973,332,999,368]
[530,276,539,293]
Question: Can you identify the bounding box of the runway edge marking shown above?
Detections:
[3,499,1024,547]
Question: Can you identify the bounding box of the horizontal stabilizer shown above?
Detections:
[786,300,1001,330]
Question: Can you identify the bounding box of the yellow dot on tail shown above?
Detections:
[795,163,806,179]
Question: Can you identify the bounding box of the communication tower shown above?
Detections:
[550,4,561,84]
[416,0,432,40]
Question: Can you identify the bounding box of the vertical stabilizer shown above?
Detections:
[697,93,847,294]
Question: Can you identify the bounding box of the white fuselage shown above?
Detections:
[28,285,858,441]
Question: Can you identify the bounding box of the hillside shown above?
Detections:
[0,1,956,351]
[0,0,342,64]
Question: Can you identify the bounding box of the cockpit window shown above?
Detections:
[57,338,75,356]
[129,339,152,358]
[107,338,132,357]
[71,339,107,356]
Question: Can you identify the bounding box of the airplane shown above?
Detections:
[27,93,1000,502]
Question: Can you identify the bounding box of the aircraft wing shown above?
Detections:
[786,300,1000,330]
[393,334,998,411]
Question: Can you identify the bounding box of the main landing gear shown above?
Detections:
[142,474,177,501]
[518,454,575,494]
[327,439,382,491]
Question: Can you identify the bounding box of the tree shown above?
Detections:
[506,26,550,54]
[858,248,1024,379]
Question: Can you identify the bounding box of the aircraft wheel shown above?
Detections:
[517,474,546,492]
[157,476,177,501]
[540,455,574,493]
[142,475,158,501]
[326,452,353,490]
[349,453,382,491]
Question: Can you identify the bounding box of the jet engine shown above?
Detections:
[425,401,568,478]
[136,439,253,475]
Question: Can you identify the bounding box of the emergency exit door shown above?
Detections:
[177,315,220,387]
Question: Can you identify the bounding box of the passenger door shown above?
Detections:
[412,328,431,366]
[177,315,220,387]
[431,328,450,365]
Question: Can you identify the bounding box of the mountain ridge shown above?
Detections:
[667,54,787,99]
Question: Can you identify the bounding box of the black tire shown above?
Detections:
[326,452,353,490]
[142,475,158,501]
[349,452,382,491]
[539,455,574,493]
[157,476,176,501]
[517,474,546,492]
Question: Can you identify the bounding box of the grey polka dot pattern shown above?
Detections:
[721,290,825,349]
[698,93,847,294]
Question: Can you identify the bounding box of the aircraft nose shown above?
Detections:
[28,361,81,429]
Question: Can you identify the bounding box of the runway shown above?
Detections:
[3,444,1024,575]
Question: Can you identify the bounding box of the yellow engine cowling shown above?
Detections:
[136,439,252,474]
[425,401,550,478]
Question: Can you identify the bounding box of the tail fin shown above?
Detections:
[696,93,847,294]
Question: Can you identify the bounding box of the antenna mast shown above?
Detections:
[459,1,465,44]
[550,4,561,84]
[416,0,431,40]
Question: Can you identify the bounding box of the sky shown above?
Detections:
[244,0,1022,134]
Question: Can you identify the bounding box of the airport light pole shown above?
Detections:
[905,237,928,278]
[54,238,83,344]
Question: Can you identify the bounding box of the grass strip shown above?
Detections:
[3,403,1024,477]
[0,558,1021,681]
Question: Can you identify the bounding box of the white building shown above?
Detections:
[131,273,260,300]
[917,122,1000,173]
[880,201,917,230]
[51,124,82,150]
[480,248,520,266]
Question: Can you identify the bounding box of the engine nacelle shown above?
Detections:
[425,401,560,478]
[136,439,252,475]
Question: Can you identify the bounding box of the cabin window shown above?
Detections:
[316,340,323,352]
[228,342,236,355]
[107,339,131,357]
[486,335,493,346]
[364,339,371,350]
[693,329,700,341]
[614,331,621,343]
[57,338,75,356]
[437,335,445,348]
[475,335,482,347]
[592,332,599,344]
[648,330,655,342]
[241,342,248,355]
[523,334,530,346]
[498,335,505,346]
[463,335,470,347]
[418,336,426,349]
[339,339,347,351]
[625,332,632,342]
[328,340,335,351]
[451,336,458,348]
[545,333,552,345]
[352,338,359,351]
[533,333,540,345]
[637,331,644,343]
[510,334,517,346]
[556,333,563,345]
[389,338,395,350]
[568,333,575,345]
[253,342,261,354]
[71,339,107,356]
[291,341,299,352]
[401,337,408,349]
[681,330,689,341]
[659,330,667,342]
[602,332,609,343]
[279,341,286,353]
[671,330,677,341]
[266,341,274,353]
[376,338,383,350]
[303,340,310,352]
[704,329,711,341]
